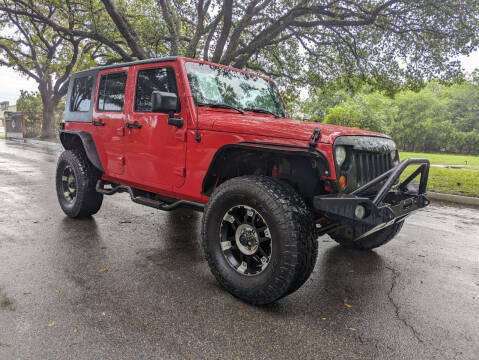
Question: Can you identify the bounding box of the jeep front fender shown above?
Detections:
[201,142,330,197]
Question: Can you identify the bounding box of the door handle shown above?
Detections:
[126,122,142,129]
[93,120,105,126]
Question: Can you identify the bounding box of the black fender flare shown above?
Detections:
[59,130,104,173]
[201,142,330,196]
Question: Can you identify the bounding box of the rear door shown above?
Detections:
[92,67,130,179]
[124,62,187,191]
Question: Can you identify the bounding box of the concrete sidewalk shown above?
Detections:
[427,191,479,207]
[3,137,62,150]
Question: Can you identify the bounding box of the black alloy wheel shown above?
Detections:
[220,205,272,276]
[61,165,77,203]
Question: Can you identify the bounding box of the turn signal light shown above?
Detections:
[338,175,347,189]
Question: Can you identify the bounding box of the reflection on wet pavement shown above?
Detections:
[1,140,478,360]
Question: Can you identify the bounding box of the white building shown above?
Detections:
[0,101,17,136]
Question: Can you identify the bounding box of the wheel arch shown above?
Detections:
[59,130,104,173]
[201,143,330,202]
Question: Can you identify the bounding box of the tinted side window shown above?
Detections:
[135,67,178,112]
[97,72,127,112]
[70,75,93,112]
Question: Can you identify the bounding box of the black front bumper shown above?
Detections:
[313,158,430,239]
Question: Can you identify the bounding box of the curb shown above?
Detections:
[427,191,479,207]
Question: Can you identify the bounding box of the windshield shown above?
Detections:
[185,62,286,117]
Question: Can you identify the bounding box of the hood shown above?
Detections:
[207,111,390,144]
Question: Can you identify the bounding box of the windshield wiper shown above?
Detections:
[243,108,281,118]
[197,102,244,114]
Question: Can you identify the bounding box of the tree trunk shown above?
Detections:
[41,99,57,139]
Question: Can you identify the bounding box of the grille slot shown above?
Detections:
[353,151,392,187]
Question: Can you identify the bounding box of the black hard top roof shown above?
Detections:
[73,56,179,76]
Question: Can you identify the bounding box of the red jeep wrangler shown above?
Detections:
[57,56,430,304]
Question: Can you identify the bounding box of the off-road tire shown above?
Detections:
[56,149,103,218]
[276,180,318,295]
[201,176,317,304]
[330,221,404,250]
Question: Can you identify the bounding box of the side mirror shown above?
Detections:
[151,91,178,113]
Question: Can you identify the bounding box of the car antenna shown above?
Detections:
[195,97,201,142]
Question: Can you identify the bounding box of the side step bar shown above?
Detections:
[95,180,204,212]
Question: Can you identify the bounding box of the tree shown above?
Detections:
[323,91,394,133]
[16,90,42,137]
[442,82,479,132]
[1,0,479,137]
[0,1,100,138]
[387,81,478,153]
[300,76,479,154]
[2,0,479,91]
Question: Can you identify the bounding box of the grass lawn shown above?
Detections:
[400,151,479,169]
[400,151,479,197]
[401,166,478,197]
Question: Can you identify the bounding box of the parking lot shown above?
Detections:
[0,139,478,359]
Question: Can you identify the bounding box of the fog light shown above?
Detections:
[355,205,366,219]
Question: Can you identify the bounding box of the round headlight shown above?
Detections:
[335,146,347,167]
[390,150,397,161]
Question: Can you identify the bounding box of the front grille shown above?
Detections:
[351,150,393,188]
[333,136,397,193]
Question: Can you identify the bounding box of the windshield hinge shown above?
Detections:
[309,128,321,147]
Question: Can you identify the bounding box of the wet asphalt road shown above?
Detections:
[0,139,478,360]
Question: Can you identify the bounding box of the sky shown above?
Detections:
[458,50,479,75]
[0,67,38,105]
[0,50,478,105]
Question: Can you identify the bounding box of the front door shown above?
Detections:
[92,67,130,179]
[124,63,187,191]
